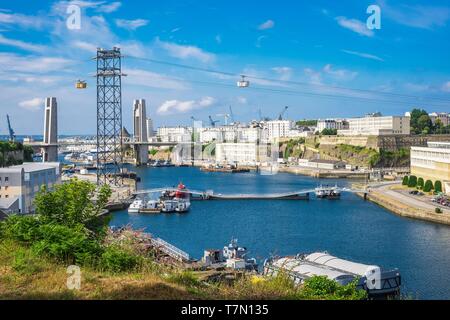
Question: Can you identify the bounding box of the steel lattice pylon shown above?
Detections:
[96,47,124,185]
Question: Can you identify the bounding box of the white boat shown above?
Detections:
[161,200,178,213]
[128,199,144,213]
[175,200,191,213]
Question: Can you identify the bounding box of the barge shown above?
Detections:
[263,252,401,299]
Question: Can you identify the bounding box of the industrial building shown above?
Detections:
[0,162,62,214]
[411,141,450,194]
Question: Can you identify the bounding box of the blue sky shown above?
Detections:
[0,0,449,134]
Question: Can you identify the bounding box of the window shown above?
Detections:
[5,195,8,198]
[4,186,8,191]
[5,177,8,182]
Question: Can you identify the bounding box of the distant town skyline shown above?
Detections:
[1,0,450,134]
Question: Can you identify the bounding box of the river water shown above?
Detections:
[110,166,450,299]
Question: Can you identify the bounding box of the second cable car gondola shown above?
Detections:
[237,75,250,88]
[75,80,87,89]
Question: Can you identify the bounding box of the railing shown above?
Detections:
[151,237,190,262]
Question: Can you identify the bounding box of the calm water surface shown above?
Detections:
[110,166,450,299]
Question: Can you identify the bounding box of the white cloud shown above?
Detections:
[335,16,374,37]
[237,96,248,104]
[157,96,216,114]
[115,18,149,30]
[0,11,46,29]
[378,0,450,29]
[258,19,275,30]
[157,38,215,63]
[0,34,47,53]
[124,68,187,90]
[72,40,98,52]
[323,64,358,81]
[272,67,293,81]
[341,49,384,62]
[98,1,121,13]
[304,68,322,85]
[442,81,450,92]
[18,98,43,111]
[255,35,267,48]
[0,53,73,73]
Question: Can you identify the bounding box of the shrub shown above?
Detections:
[435,180,443,193]
[100,246,141,273]
[302,276,367,300]
[435,208,443,214]
[402,176,409,186]
[31,223,102,265]
[417,178,424,189]
[423,180,434,193]
[408,175,418,188]
[12,247,43,275]
[0,215,41,243]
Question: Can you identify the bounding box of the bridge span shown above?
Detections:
[133,187,369,201]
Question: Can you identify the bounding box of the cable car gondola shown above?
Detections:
[76,80,87,89]
[237,75,249,88]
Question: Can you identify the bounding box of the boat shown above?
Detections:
[263,252,401,299]
[161,200,178,213]
[315,185,341,199]
[140,200,161,213]
[175,199,191,213]
[202,238,258,271]
[128,199,144,213]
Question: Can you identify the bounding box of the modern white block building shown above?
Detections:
[42,97,58,162]
[317,119,349,133]
[146,118,154,140]
[157,126,192,143]
[411,141,450,194]
[338,114,410,136]
[262,120,294,140]
[215,143,269,165]
[0,162,61,214]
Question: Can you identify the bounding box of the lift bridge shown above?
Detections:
[133,186,369,201]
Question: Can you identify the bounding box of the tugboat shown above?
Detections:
[174,182,191,213]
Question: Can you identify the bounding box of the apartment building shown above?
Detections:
[0,162,62,214]
[317,119,349,132]
[338,114,410,136]
[215,143,271,165]
[262,120,294,140]
[429,112,450,127]
[157,126,192,143]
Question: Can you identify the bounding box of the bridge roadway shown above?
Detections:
[24,141,178,147]
[134,187,368,200]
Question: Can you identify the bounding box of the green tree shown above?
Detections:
[402,176,409,186]
[321,128,337,136]
[408,175,418,188]
[423,180,434,192]
[417,177,424,189]
[34,178,111,231]
[410,108,429,134]
[434,180,443,193]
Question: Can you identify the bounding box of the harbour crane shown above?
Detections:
[6,114,15,142]
[229,106,235,124]
[277,106,289,120]
[208,116,220,127]
[216,113,230,125]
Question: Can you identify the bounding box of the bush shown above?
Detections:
[100,246,141,273]
[31,223,102,265]
[408,176,418,188]
[417,178,424,189]
[423,180,434,193]
[435,208,443,214]
[402,176,409,186]
[302,276,367,300]
[435,180,443,193]
[0,215,41,243]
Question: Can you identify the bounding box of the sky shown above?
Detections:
[0,0,449,134]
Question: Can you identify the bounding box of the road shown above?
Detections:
[369,182,450,214]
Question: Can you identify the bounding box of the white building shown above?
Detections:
[0,162,62,214]
[215,143,269,165]
[411,141,450,194]
[157,126,192,143]
[338,114,410,136]
[317,119,349,133]
[263,120,294,140]
[429,112,450,126]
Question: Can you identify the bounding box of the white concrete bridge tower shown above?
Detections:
[133,99,149,165]
[42,97,58,162]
